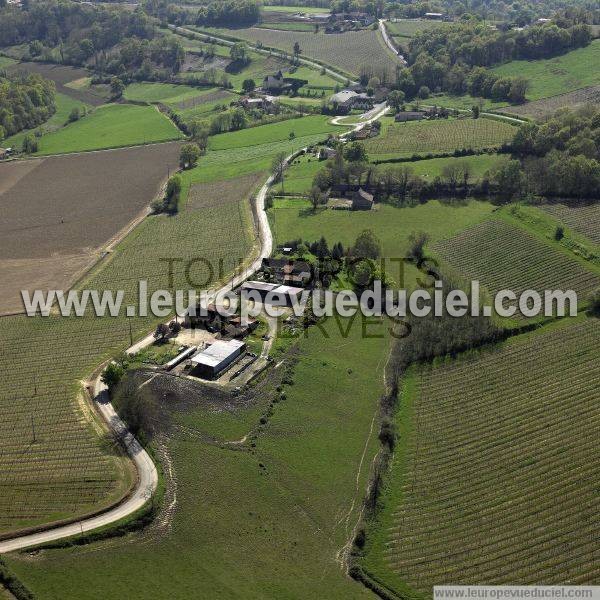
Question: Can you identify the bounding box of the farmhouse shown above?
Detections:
[191,339,246,379]
[240,96,276,112]
[262,257,312,286]
[241,281,306,307]
[395,111,426,122]
[329,90,373,112]
[262,71,287,92]
[352,188,374,210]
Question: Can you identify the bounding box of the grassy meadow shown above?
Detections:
[270,200,495,289]
[2,92,89,150]
[123,82,218,105]
[492,39,600,100]
[34,104,183,155]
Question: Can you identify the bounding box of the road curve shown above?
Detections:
[0,107,387,554]
[0,377,157,553]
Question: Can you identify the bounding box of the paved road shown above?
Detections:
[379,19,407,66]
[0,106,388,554]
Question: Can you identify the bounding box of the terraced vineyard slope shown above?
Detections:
[364,318,600,595]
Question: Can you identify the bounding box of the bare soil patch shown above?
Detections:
[186,172,265,210]
[5,62,109,106]
[0,142,182,314]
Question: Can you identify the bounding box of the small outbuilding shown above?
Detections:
[395,111,426,122]
[352,188,374,210]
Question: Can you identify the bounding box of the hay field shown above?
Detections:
[35,104,184,155]
[0,142,182,314]
[492,40,600,101]
[364,319,600,595]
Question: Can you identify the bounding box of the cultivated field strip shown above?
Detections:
[364,118,515,157]
[501,86,600,120]
[434,218,600,315]
[383,319,600,592]
[202,27,399,79]
[540,202,600,245]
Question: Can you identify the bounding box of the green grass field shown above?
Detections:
[2,92,89,150]
[7,317,390,599]
[427,93,509,111]
[385,18,446,38]
[492,40,600,100]
[270,200,495,289]
[364,117,516,159]
[362,318,600,595]
[123,82,218,105]
[208,115,339,150]
[262,4,329,13]
[277,153,508,196]
[0,55,16,68]
[33,104,183,155]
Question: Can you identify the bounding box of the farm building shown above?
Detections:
[190,339,246,379]
[395,111,426,122]
[240,96,276,112]
[262,258,312,286]
[329,90,373,112]
[424,12,444,19]
[241,281,306,307]
[225,316,259,338]
[183,303,225,331]
[352,188,374,210]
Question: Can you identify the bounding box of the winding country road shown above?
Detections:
[0,103,388,554]
[378,19,407,66]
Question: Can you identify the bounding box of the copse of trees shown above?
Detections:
[0,0,185,79]
[196,0,260,26]
[0,72,56,139]
[393,14,592,103]
[504,105,600,198]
